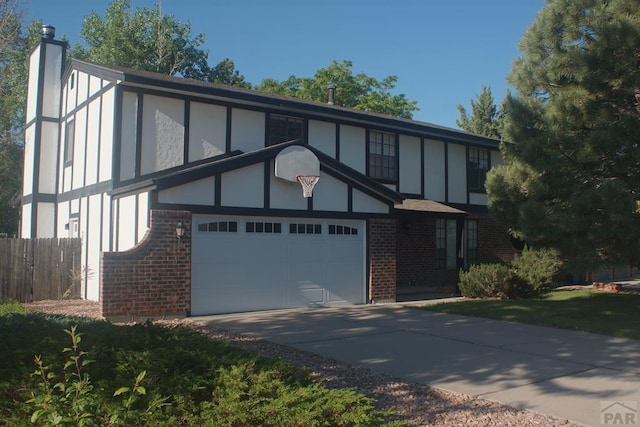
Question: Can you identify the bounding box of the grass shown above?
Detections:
[418,290,640,339]
[0,301,401,426]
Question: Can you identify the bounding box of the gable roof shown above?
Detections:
[67,58,501,148]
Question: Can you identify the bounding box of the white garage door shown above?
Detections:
[191,215,366,315]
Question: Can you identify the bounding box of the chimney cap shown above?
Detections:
[41,25,55,39]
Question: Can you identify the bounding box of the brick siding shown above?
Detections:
[368,218,397,302]
[472,213,517,264]
[100,210,191,320]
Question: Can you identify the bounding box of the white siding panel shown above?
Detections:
[67,71,77,112]
[119,91,137,180]
[141,95,184,175]
[189,102,226,161]
[61,83,67,118]
[86,194,102,301]
[117,195,137,251]
[221,163,264,208]
[70,199,79,214]
[21,204,32,238]
[469,193,488,205]
[79,197,88,297]
[448,143,467,204]
[72,107,87,189]
[491,149,503,168]
[26,46,40,122]
[312,174,348,212]
[76,71,89,106]
[63,166,72,192]
[339,125,366,173]
[37,203,55,238]
[158,176,216,205]
[56,201,69,237]
[99,88,115,182]
[89,76,101,97]
[231,108,264,152]
[424,139,445,201]
[270,166,308,211]
[399,135,421,195]
[38,121,58,194]
[137,193,149,244]
[42,43,63,118]
[23,124,35,196]
[85,99,101,186]
[352,189,389,214]
[308,120,336,157]
[102,194,111,252]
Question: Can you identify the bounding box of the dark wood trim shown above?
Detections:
[134,92,143,178]
[183,100,190,164]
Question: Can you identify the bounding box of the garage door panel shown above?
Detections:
[192,215,366,314]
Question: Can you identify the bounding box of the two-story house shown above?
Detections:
[22,26,515,319]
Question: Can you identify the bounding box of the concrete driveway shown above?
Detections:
[192,302,640,426]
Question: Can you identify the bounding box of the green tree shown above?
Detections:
[70,0,248,86]
[456,85,504,139]
[256,60,419,119]
[486,0,640,269]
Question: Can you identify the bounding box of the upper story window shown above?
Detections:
[268,114,304,145]
[368,130,396,182]
[64,120,75,165]
[468,147,490,192]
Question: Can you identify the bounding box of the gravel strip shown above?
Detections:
[22,299,580,426]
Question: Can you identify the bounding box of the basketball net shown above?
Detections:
[296,175,319,198]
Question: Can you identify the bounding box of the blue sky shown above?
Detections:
[26,0,545,129]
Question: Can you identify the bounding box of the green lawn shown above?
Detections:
[418,290,640,339]
[0,303,401,426]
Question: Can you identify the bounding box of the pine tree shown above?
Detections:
[456,85,504,139]
[487,0,640,269]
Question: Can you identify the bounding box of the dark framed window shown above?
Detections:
[246,222,282,234]
[468,147,490,192]
[289,223,322,235]
[368,130,396,182]
[64,120,75,165]
[436,219,457,270]
[466,219,478,266]
[328,224,358,236]
[197,221,237,232]
[268,114,304,145]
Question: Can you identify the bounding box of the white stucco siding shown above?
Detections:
[56,201,69,237]
[99,88,115,183]
[339,125,366,173]
[86,194,102,301]
[308,120,336,158]
[23,124,35,196]
[89,75,101,97]
[469,193,488,205]
[270,167,308,211]
[72,107,87,189]
[79,197,88,297]
[42,44,63,118]
[231,108,264,152]
[76,72,89,106]
[102,193,111,252]
[21,204,32,238]
[221,163,264,208]
[67,71,77,113]
[312,174,348,212]
[116,194,137,251]
[448,143,467,204]
[158,176,216,205]
[141,95,184,175]
[189,102,226,161]
[352,189,389,214]
[61,83,67,119]
[424,139,445,201]
[84,99,101,186]
[136,193,149,244]
[119,91,138,181]
[37,203,55,238]
[399,135,421,195]
[38,121,59,194]
[26,45,40,122]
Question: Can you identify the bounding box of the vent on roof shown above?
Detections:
[327,83,337,105]
[41,25,56,39]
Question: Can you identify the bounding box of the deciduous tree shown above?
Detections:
[486,0,640,269]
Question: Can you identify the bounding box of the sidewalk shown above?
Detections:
[193,303,640,426]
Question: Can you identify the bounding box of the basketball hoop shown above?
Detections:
[296,175,319,198]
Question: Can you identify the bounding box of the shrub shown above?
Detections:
[458,263,514,299]
[512,247,563,297]
[0,299,26,315]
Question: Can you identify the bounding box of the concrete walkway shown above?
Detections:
[192,302,640,426]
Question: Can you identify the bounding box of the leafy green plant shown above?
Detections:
[0,298,26,315]
[458,263,514,299]
[511,247,563,297]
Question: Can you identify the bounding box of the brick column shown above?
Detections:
[368,218,397,303]
[100,210,191,321]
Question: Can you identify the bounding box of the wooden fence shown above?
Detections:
[0,238,81,302]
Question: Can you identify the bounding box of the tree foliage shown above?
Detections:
[456,85,504,139]
[487,0,640,269]
[70,0,249,87]
[256,60,419,119]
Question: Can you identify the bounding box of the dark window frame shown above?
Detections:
[368,130,397,183]
[268,114,305,146]
[468,147,490,193]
